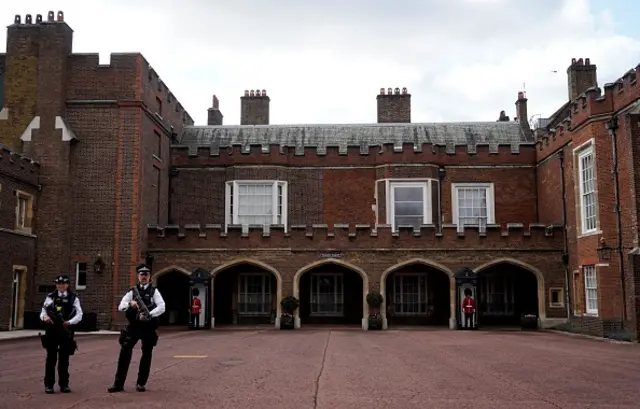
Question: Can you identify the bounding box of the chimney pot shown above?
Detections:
[57,11,64,22]
[25,14,32,24]
[48,11,54,21]
[14,15,21,24]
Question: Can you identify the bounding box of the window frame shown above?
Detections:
[583,265,598,315]
[309,272,344,317]
[224,180,288,231]
[392,273,428,316]
[386,179,433,231]
[15,190,34,234]
[237,272,272,315]
[576,143,598,235]
[549,287,565,308]
[75,262,88,291]
[451,182,495,227]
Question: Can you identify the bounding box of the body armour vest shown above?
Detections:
[46,291,77,321]
[125,285,157,326]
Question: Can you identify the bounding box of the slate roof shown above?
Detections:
[176,122,533,155]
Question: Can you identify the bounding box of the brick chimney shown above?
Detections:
[515,91,529,130]
[207,94,223,125]
[377,87,411,123]
[240,89,269,125]
[567,58,597,101]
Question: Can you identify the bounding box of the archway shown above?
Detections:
[154,267,191,326]
[211,259,282,326]
[473,258,544,326]
[380,259,454,328]
[293,259,368,327]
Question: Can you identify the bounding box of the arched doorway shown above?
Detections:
[381,259,452,327]
[473,259,541,326]
[295,260,367,326]
[155,269,191,326]
[212,260,280,326]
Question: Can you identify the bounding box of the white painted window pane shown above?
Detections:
[583,266,598,313]
[393,186,424,228]
[237,183,273,225]
[457,187,488,226]
[580,152,597,232]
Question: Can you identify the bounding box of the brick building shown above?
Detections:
[1,12,639,338]
[0,11,193,330]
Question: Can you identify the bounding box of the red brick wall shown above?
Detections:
[0,146,39,330]
[535,62,640,337]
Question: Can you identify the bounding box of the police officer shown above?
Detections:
[40,275,83,394]
[108,264,166,393]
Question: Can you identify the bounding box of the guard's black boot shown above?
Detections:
[136,384,146,392]
[60,386,71,393]
[108,385,124,393]
[45,387,54,394]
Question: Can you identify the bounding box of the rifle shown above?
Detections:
[129,286,159,330]
[39,304,78,355]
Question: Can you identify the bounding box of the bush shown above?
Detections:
[280,296,300,314]
[366,291,384,309]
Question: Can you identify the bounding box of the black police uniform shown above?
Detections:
[40,275,82,394]
[109,264,164,393]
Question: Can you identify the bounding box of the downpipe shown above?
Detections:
[606,116,627,324]
[558,150,572,319]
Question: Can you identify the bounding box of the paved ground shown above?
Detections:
[0,328,639,409]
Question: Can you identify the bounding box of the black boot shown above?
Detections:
[136,384,146,392]
[60,386,71,393]
[108,385,124,393]
[45,386,54,394]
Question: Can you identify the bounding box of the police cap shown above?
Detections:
[136,264,151,275]
[54,275,70,284]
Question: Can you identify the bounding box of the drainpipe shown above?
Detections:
[558,150,572,318]
[168,167,179,225]
[438,167,445,233]
[605,116,627,323]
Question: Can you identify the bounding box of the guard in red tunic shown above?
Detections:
[191,292,202,329]
[461,288,476,330]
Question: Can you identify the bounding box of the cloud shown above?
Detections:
[2,0,639,125]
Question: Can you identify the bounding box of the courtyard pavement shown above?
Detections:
[0,328,639,409]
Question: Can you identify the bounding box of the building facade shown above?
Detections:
[2,12,640,338]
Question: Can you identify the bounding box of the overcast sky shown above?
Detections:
[2,0,640,126]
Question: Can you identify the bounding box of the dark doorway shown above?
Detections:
[299,263,364,326]
[384,264,451,327]
[156,271,191,326]
[213,264,277,326]
[477,263,539,326]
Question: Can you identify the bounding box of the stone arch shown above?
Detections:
[151,265,191,283]
[379,258,456,329]
[293,258,370,328]
[472,258,546,321]
[151,265,193,326]
[210,258,283,321]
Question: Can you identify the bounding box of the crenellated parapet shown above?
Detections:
[569,63,640,129]
[0,143,40,185]
[146,223,564,251]
[535,116,573,157]
[171,143,537,167]
[536,62,640,158]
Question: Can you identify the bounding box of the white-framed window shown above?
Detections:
[237,273,272,315]
[75,262,88,290]
[577,145,597,234]
[310,273,343,316]
[393,273,428,315]
[225,180,287,228]
[387,180,433,230]
[583,265,598,315]
[451,183,495,230]
[15,190,33,232]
